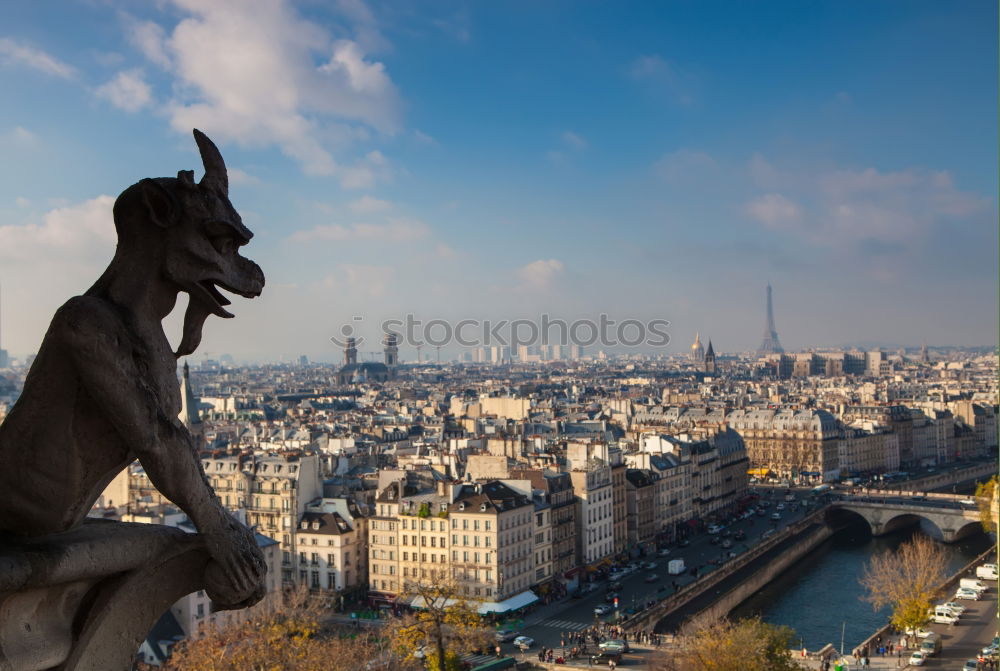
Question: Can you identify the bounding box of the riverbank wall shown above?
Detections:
[881,462,995,494]
[627,508,833,633]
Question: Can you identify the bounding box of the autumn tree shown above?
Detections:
[653,614,804,671]
[155,589,413,671]
[386,578,492,671]
[860,533,948,634]
[975,475,997,533]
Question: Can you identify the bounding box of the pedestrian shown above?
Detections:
[495,645,501,659]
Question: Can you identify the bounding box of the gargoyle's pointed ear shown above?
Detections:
[139,178,176,229]
[193,129,228,197]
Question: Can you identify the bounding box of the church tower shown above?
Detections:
[344,337,358,365]
[383,332,398,367]
[178,362,205,446]
[704,340,716,375]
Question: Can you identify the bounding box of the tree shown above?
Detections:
[155,590,409,671]
[860,534,948,634]
[652,615,804,671]
[386,578,492,671]
[975,475,997,533]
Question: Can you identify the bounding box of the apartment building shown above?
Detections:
[727,408,841,481]
[294,497,367,597]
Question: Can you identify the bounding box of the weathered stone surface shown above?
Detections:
[0,130,267,669]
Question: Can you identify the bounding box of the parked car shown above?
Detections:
[938,601,966,615]
[513,636,534,650]
[954,588,980,600]
[495,630,519,643]
[904,627,933,638]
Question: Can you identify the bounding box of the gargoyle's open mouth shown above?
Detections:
[190,279,261,319]
[191,280,234,319]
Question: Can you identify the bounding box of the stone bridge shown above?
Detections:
[825,498,983,542]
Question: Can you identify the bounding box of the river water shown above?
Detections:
[728,520,994,650]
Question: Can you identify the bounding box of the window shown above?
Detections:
[485,521,491,531]
[474,520,480,531]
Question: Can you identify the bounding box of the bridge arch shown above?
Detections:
[825,505,949,541]
[951,520,985,542]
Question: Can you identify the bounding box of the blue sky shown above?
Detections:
[0,0,996,362]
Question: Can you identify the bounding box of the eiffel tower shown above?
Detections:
[757,283,783,355]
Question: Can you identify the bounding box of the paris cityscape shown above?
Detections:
[0,2,997,671]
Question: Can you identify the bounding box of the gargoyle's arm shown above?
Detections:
[58,298,261,598]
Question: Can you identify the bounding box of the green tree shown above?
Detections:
[860,534,948,634]
[652,615,804,671]
[975,475,997,533]
[387,578,492,670]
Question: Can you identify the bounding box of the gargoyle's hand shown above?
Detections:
[202,517,267,609]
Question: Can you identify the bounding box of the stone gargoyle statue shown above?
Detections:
[0,130,266,670]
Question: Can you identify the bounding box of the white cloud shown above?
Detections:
[95,69,152,113]
[349,195,392,213]
[228,168,261,186]
[627,54,697,105]
[743,193,803,230]
[289,217,427,243]
[126,19,172,69]
[516,259,564,289]
[126,0,400,178]
[0,38,75,78]
[7,126,36,145]
[0,196,118,351]
[341,263,394,297]
[0,196,115,261]
[654,149,715,182]
[562,130,587,150]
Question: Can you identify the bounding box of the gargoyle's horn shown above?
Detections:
[193,129,228,196]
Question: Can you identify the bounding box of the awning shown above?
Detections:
[478,590,538,614]
[410,590,539,615]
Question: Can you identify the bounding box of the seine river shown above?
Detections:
[728,520,994,650]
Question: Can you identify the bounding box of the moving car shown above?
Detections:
[495,630,519,643]
[908,651,926,666]
[513,636,534,650]
[721,539,733,549]
[590,652,622,667]
[644,573,659,583]
[770,513,781,521]
[963,660,980,671]
[641,561,657,570]
[605,591,619,603]
[707,525,722,534]
[594,604,612,616]
[598,640,631,654]
[657,548,671,557]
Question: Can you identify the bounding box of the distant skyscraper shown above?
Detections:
[691,332,704,361]
[383,332,398,367]
[757,283,784,356]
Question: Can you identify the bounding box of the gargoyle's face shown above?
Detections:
[163,187,264,321]
[159,129,265,357]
